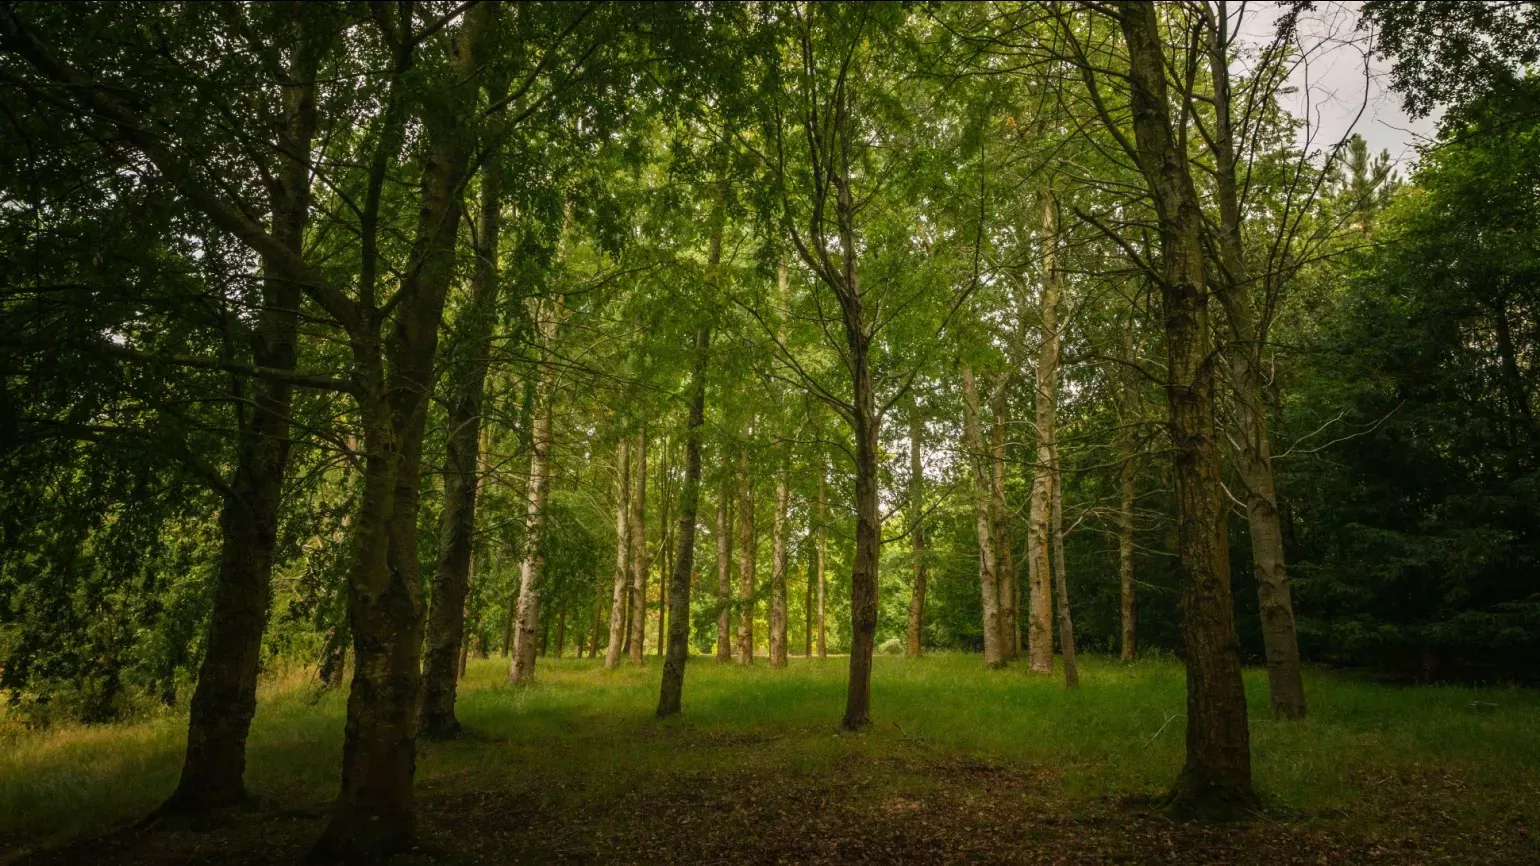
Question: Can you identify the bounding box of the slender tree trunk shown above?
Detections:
[1026,196,1063,676]
[658,327,710,716]
[805,552,814,657]
[1050,445,1079,688]
[736,446,755,664]
[589,589,602,659]
[510,296,562,685]
[816,465,827,659]
[629,426,649,664]
[656,436,672,657]
[164,11,321,814]
[770,464,791,667]
[1118,1,1255,813]
[554,606,566,658]
[907,416,928,658]
[1119,322,1139,661]
[419,111,506,739]
[963,366,1004,667]
[990,381,1017,659]
[605,438,631,670]
[716,485,734,662]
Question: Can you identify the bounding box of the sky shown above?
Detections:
[1233,0,1441,169]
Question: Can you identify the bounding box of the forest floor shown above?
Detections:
[2,653,1537,864]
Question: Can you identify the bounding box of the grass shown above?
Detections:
[3,653,1538,863]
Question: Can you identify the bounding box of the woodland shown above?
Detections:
[2,1,1539,863]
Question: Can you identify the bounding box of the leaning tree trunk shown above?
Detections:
[164,11,321,814]
[906,415,927,659]
[1117,0,1255,814]
[716,485,734,662]
[604,438,631,669]
[628,426,649,664]
[419,117,507,740]
[510,296,562,685]
[962,365,1005,668]
[736,445,755,664]
[658,327,710,716]
[1198,5,1306,721]
[769,462,791,668]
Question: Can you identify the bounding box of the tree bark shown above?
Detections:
[629,426,649,664]
[605,438,631,670]
[658,327,710,716]
[736,446,755,664]
[165,7,323,813]
[962,365,1005,668]
[816,465,828,659]
[990,380,1017,659]
[1026,195,1064,676]
[1198,3,1306,722]
[1039,192,1078,689]
[770,464,791,667]
[656,435,672,657]
[716,484,734,662]
[907,416,927,659]
[1051,443,1079,689]
[1116,0,1255,813]
[1119,321,1139,661]
[510,296,563,685]
[419,110,506,739]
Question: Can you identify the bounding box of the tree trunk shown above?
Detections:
[962,365,1004,667]
[736,446,755,664]
[716,484,734,662]
[419,114,506,740]
[1119,322,1139,661]
[907,415,928,658]
[656,435,672,657]
[816,464,827,659]
[1197,4,1306,722]
[1027,195,1063,676]
[628,426,649,664]
[1038,192,1078,689]
[1118,0,1255,813]
[554,606,567,658]
[770,464,791,667]
[605,438,631,670]
[658,327,710,716]
[990,380,1017,659]
[843,318,881,729]
[164,9,321,814]
[510,296,562,685]
[1051,444,1079,689]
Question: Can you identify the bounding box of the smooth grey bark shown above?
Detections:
[605,438,631,669]
[962,364,1005,668]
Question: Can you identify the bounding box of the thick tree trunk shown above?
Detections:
[628,427,649,664]
[165,11,320,814]
[736,446,755,664]
[658,327,710,716]
[1198,5,1306,721]
[906,416,927,659]
[770,465,791,667]
[816,466,828,659]
[605,438,631,670]
[1118,0,1255,814]
[419,122,505,740]
[510,297,562,685]
[962,365,1005,668]
[843,329,881,729]
[716,486,734,662]
[990,381,1017,659]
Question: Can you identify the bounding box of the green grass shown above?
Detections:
[4,653,1538,862]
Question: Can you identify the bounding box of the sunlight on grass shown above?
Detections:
[3,653,1537,850]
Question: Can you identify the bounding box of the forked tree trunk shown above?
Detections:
[906,416,927,658]
[770,464,791,667]
[164,9,323,814]
[510,296,562,685]
[604,438,631,670]
[1199,4,1306,721]
[628,426,649,664]
[962,365,1005,668]
[419,112,507,739]
[658,327,710,716]
[716,486,734,662]
[736,446,755,664]
[1118,1,1255,814]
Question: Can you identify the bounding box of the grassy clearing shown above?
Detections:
[3,654,1538,863]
